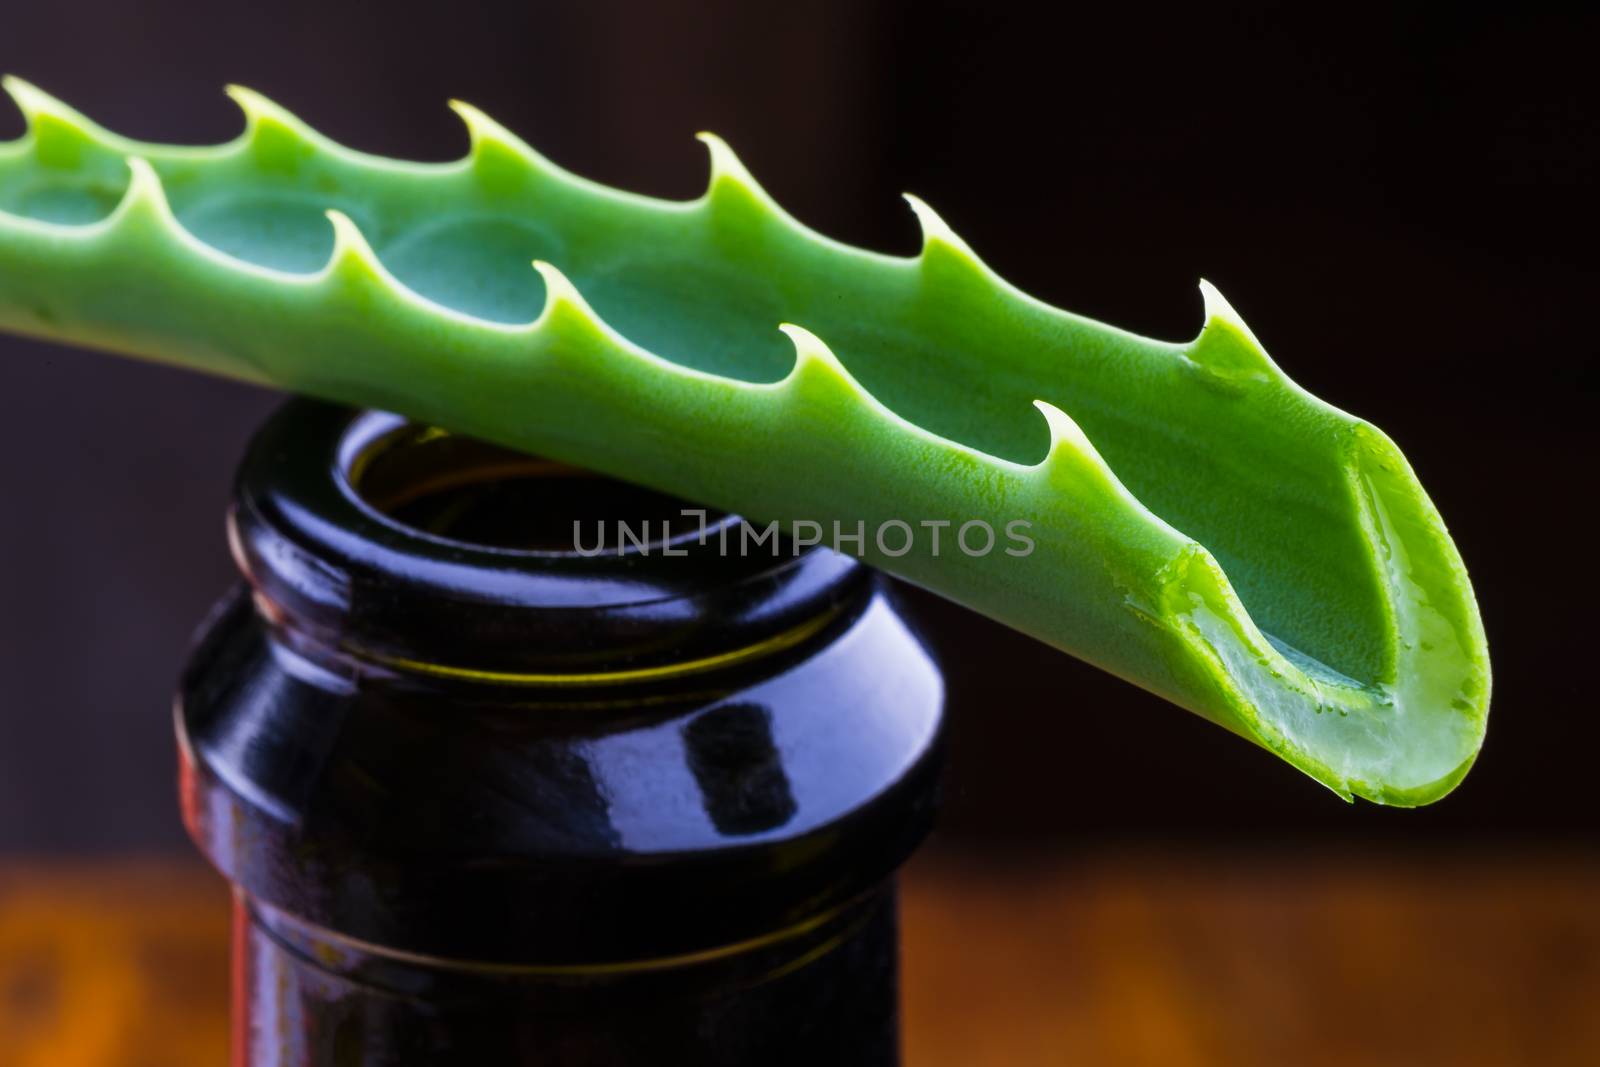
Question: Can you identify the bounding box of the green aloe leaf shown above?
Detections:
[0,79,1488,804]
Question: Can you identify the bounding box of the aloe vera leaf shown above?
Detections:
[0,80,1488,804]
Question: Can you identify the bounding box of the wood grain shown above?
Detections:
[900,850,1600,1067]
[2,850,1596,1066]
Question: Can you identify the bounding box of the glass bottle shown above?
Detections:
[177,400,946,1066]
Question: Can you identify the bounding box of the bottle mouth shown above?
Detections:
[342,412,741,558]
[229,401,866,685]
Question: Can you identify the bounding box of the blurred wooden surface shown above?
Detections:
[2,850,1597,1066]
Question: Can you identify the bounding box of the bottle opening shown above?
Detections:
[341,414,732,557]
[231,401,866,678]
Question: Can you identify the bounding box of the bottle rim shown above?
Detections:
[228,400,868,684]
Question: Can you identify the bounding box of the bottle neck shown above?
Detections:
[234,887,903,1067]
[180,399,944,1066]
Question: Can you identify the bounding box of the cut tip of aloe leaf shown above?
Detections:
[0,78,1489,804]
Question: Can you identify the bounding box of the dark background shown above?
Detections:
[0,2,1592,853]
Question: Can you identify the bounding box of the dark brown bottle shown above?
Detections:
[176,400,945,1066]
